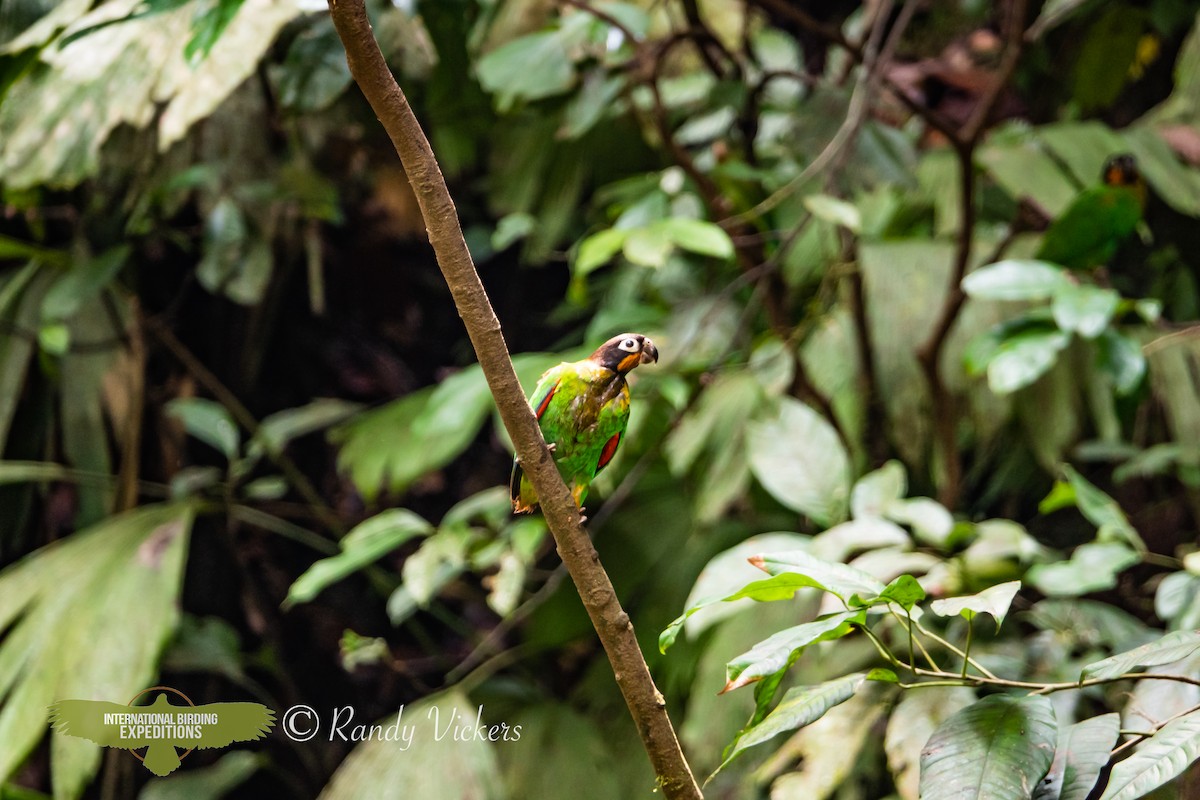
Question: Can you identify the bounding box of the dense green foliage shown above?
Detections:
[1,0,1200,797]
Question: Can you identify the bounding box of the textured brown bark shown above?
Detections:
[325,2,701,796]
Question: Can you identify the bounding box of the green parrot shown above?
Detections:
[510,332,659,514]
[1035,153,1146,269]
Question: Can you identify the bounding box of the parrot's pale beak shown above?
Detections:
[640,340,659,364]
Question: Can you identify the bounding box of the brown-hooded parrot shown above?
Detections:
[1035,153,1146,269]
[510,333,659,514]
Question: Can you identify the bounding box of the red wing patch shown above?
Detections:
[596,433,621,472]
[534,380,560,419]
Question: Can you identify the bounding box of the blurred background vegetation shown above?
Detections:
[0,0,1199,797]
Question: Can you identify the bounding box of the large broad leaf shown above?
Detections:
[722,610,865,693]
[0,503,193,797]
[919,694,1057,800]
[475,31,576,112]
[1027,542,1140,597]
[659,570,837,653]
[138,751,262,800]
[1060,465,1145,550]
[1080,630,1200,682]
[849,460,906,519]
[285,509,434,607]
[332,364,495,501]
[715,673,866,775]
[318,690,503,800]
[677,532,812,638]
[0,0,304,188]
[962,260,1073,302]
[749,550,887,605]
[809,517,911,563]
[1033,714,1120,800]
[747,397,851,526]
[1051,284,1120,339]
[765,688,888,800]
[496,702,623,800]
[1098,711,1200,800]
[986,329,1071,395]
[886,687,978,800]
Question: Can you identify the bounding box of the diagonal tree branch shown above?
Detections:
[325,2,701,797]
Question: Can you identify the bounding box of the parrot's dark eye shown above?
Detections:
[618,338,639,352]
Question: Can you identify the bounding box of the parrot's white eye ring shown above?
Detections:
[618,337,639,352]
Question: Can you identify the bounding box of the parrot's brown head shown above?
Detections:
[591,333,659,375]
[1103,153,1147,209]
[1103,154,1141,189]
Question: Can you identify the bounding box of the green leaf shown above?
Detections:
[962,259,1073,301]
[0,504,193,796]
[41,245,130,322]
[671,532,812,643]
[491,212,536,252]
[1034,714,1119,800]
[919,695,1057,800]
[475,31,576,112]
[285,510,433,607]
[560,71,625,140]
[715,673,865,775]
[867,667,898,683]
[886,497,954,546]
[657,217,734,259]
[574,228,627,276]
[138,751,261,800]
[929,581,1021,629]
[849,460,906,519]
[248,398,362,464]
[496,702,622,800]
[722,610,865,693]
[1061,464,1144,549]
[333,363,499,502]
[1096,329,1146,396]
[803,194,862,232]
[986,329,1070,394]
[747,398,851,526]
[810,517,911,563]
[241,476,287,500]
[183,0,246,65]
[659,571,829,653]
[0,460,70,485]
[750,550,887,604]
[1051,283,1120,339]
[886,687,978,800]
[622,225,673,267]
[37,323,69,356]
[1081,630,1200,681]
[1098,711,1200,800]
[165,397,240,461]
[1027,542,1140,597]
[873,574,926,611]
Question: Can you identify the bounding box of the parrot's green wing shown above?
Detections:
[48,700,152,747]
[510,364,567,512]
[192,702,276,748]
[1035,186,1143,269]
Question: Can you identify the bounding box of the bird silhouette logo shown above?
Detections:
[48,686,275,776]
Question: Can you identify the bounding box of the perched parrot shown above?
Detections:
[510,332,659,514]
[1035,153,1146,269]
